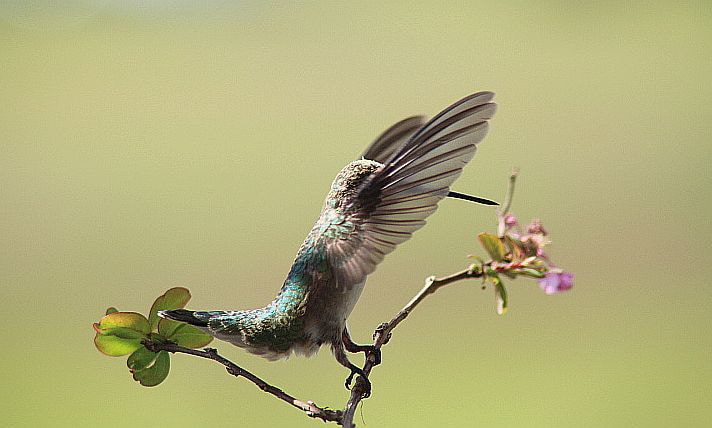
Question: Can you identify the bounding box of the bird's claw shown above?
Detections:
[344,371,356,390]
[344,366,372,398]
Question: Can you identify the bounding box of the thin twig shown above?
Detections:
[143,341,343,424]
[341,265,485,428]
[497,169,519,237]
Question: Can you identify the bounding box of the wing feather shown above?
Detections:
[361,116,427,163]
[323,92,496,288]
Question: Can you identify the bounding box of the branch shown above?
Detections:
[341,265,485,427]
[143,340,343,424]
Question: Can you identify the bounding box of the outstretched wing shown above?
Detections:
[327,92,497,288]
[361,116,427,163]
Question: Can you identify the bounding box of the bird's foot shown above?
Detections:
[342,329,382,366]
[345,343,381,366]
[344,365,372,398]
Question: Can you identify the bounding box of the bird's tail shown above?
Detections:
[158,309,209,327]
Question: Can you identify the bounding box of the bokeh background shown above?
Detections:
[2,2,711,427]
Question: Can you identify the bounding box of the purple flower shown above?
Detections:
[504,214,518,228]
[527,219,547,235]
[538,272,574,295]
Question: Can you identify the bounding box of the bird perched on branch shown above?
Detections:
[160,92,497,395]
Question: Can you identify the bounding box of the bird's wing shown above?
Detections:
[326,92,497,289]
[361,116,427,163]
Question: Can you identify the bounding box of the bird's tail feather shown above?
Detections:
[158,309,209,327]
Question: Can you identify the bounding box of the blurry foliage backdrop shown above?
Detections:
[1,1,711,427]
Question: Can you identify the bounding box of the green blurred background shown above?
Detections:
[2,1,711,427]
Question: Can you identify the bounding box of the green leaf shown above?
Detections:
[514,268,546,278]
[491,275,508,315]
[127,346,158,371]
[97,326,148,340]
[94,334,142,357]
[478,233,507,262]
[168,324,213,348]
[157,318,183,338]
[132,350,170,387]
[148,288,191,331]
[105,307,118,315]
[97,312,150,335]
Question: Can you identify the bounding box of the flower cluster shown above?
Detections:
[473,173,574,314]
[501,214,574,295]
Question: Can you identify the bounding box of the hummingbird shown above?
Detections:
[159,91,497,394]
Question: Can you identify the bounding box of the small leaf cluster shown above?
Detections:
[93,287,212,386]
[476,231,550,314]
